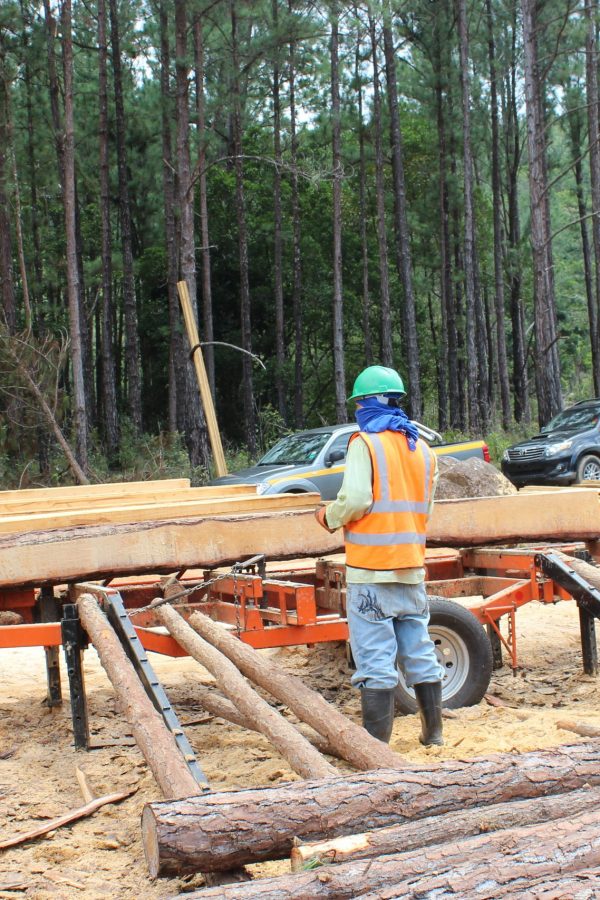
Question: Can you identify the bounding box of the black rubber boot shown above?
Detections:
[414,681,444,746]
[360,688,395,743]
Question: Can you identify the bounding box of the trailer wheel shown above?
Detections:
[394,596,493,715]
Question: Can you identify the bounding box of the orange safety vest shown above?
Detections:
[344,431,435,571]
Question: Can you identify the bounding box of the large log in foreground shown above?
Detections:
[187,610,406,772]
[77,595,203,800]
[141,740,600,875]
[179,807,600,899]
[155,603,336,781]
[290,785,600,870]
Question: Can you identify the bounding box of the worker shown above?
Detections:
[315,365,444,746]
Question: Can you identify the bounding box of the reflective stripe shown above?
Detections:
[422,441,432,505]
[371,499,430,514]
[345,531,427,546]
[369,434,390,502]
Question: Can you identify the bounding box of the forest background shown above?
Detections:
[0,0,597,486]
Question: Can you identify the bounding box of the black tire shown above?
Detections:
[394,596,493,715]
[575,454,600,483]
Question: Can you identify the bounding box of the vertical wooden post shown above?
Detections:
[177,280,228,477]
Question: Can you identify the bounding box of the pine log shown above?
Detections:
[155,603,336,781]
[77,595,203,800]
[184,682,342,759]
[455,867,600,900]
[141,740,600,876]
[187,610,406,772]
[554,550,600,591]
[290,785,600,870]
[173,806,600,899]
[0,509,341,589]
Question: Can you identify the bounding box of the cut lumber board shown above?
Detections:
[0,485,256,515]
[0,508,342,588]
[141,739,600,875]
[0,478,191,502]
[176,806,600,898]
[0,492,319,535]
[427,488,600,545]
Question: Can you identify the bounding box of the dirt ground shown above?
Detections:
[1,597,599,899]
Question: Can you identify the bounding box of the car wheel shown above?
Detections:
[394,596,493,714]
[576,454,600,483]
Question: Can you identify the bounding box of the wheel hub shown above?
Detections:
[397,625,470,702]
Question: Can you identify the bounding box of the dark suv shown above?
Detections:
[501,400,600,487]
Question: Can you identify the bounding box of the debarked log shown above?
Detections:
[175,806,600,899]
[187,610,406,772]
[141,740,600,876]
[290,785,600,870]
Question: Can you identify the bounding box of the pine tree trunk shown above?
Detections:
[0,42,15,333]
[59,0,88,470]
[330,4,347,424]
[382,9,421,418]
[288,3,304,427]
[585,0,600,394]
[272,0,286,421]
[193,12,215,398]
[520,0,562,425]
[98,0,120,459]
[230,0,257,453]
[108,0,143,432]
[175,0,211,469]
[355,28,372,366]
[485,0,511,429]
[368,10,392,368]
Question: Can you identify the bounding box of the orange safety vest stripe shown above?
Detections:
[344,431,435,570]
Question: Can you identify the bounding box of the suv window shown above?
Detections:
[326,431,353,460]
[258,432,331,465]
[544,406,600,432]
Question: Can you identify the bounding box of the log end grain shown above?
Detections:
[141,805,160,879]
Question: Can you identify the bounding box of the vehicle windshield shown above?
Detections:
[543,407,600,432]
[258,432,332,466]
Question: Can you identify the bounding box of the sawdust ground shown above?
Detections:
[0,598,598,899]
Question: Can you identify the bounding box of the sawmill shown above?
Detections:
[2,477,600,897]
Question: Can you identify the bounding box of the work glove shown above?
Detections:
[315,505,336,533]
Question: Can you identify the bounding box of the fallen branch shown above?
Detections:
[0,787,135,851]
[557,718,600,737]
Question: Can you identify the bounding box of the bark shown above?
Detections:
[0,42,15,333]
[520,0,562,425]
[175,0,211,469]
[330,5,347,424]
[355,31,372,366]
[187,609,405,772]
[143,740,600,875]
[585,0,600,394]
[272,0,286,420]
[368,10,392,367]
[77,594,203,800]
[485,0,511,429]
[193,12,215,398]
[288,4,303,427]
[159,1,182,434]
[457,0,486,432]
[291,785,600,869]
[230,0,257,453]
[108,0,143,431]
[178,805,600,897]
[156,603,336,780]
[59,0,88,471]
[382,10,421,418]
[19,0,43,311]
[98,0,120,459]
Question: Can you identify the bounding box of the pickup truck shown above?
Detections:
[501,399,600,488]
[211,423,490,499]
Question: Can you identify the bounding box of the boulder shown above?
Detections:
[435,456,517,500]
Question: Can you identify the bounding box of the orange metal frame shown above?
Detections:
[0,543,590,668]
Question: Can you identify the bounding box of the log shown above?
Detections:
[155,603,336,781]
[187,610,406,772]
[77,595,203,800]
[140,740,600,876]
[174,806,600,899]
[0,508,341,589]
[557,718,600,738]
[554,550,600,592]
[290,785,600,870]
[457,867,600,899]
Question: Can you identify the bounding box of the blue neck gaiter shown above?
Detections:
[355,397,419,451]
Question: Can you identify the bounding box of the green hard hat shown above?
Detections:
[348,365,406,402]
